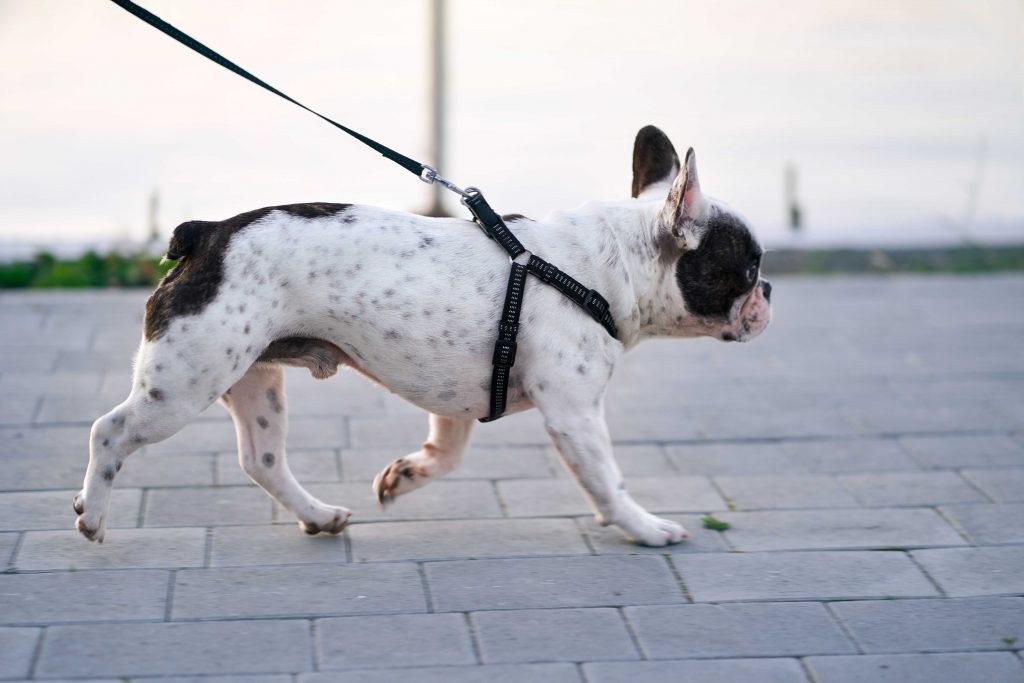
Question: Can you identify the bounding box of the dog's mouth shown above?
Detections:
[720,282,771,343]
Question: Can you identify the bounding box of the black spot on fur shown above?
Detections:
[102,467,115,482]
[262,452,276,467]
[266,387,283,414]
[631,125,680,198]
[148,388,164,401]
[101,438,110,447]
[675,208,762,318]
[256,416,269,429]
[145,203,351,340]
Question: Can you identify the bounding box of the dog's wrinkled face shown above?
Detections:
[631,125,771,342]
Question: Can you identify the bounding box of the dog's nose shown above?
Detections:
[761,280,772,301]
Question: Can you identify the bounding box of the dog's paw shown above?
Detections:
[621,512,688,547]
[72,493,107,543]
[372,457,427,505]
[299,506,351,536]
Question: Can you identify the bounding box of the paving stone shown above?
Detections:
[713,474,859,509]
[36,620,311,678]
[900,434,1024,469]
[675,550,937,602]
[720,508,966,551]
[939,503,1024,545]
[0,531,18,566]
[839,472,987,506]
[912,546,1024,597]
[316,613,474,669]
[143,486,273,527]
[210,524,347,567]
[473,607,638,663]
[497,477,724,517]
[426,555,685,612]
[303,480,502,522]
[664,441,797,475]
[0,395,39,426]
[35,394,126,425]
[848,398,1018,433]
[15,527,206,570]
[171,563,425,619]
[216,449,340,485]
[806,652,1024,683]
[139,676,293,683]
[781,438,922,473]
[0,569,168,624]
[626,602,856,658]
[578,514,730,555]
[583,658,811,683]
[0,628,40,679]
[144,419,250,455]
[114,452,215,488]
[693,405,863,440]
[299,663,583,683]
[348,518,588,562]
[0,424,93,458]
[0,450,88,491]
[350,411,549,448]
[0,371,101,396]
[831,596,1024,653]
[962,469,1024,503]
[0,488,142,531]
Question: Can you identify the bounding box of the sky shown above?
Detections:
[0,0,1022,252]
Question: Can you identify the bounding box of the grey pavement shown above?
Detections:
[0,275,1023,682]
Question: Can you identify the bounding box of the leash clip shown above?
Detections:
[420,165,470,198]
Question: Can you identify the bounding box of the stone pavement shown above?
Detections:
[1,275,1023,682]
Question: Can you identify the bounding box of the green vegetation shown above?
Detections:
[764,244,1024,274]
[701,515,731,532]
[0,250,173,289]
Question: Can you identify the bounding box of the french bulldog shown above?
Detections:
[74,125,771,546]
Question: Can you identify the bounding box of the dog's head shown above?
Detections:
[632,125,771,342]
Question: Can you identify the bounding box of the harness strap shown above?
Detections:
[464,190,620,422]
[480,262,529,422]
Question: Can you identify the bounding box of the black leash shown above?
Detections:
[107,0,617,422]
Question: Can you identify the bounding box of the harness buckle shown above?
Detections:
[583,289,609,318]
[492,340,518,368]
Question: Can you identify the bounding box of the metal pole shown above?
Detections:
[426,0,449,216]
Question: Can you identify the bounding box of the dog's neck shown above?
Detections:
[549,199,713,350]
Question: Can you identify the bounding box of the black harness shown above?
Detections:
[107,0,619,422]
[462,191,618,421]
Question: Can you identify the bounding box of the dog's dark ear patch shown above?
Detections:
[631,126,680,198]
[145,203,351,341]
[675,208,762,317]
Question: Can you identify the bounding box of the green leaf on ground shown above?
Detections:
[701,515,731,531]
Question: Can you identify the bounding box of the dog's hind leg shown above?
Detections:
[75,343,221,542]
[222,363,350,535]
[372,414,474,504]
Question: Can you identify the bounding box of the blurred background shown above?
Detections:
[0,0,1022,275]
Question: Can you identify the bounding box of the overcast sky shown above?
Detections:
[0,0,1021,249]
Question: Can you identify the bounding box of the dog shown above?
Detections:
[74,125,771,546]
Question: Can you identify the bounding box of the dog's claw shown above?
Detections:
[299,508,350,536]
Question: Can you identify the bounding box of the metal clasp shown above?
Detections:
[419,165,471,198]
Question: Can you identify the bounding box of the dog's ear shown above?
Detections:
[631,125,680,199]
[660,147,709,250]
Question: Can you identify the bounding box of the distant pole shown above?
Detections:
[148,189,161,242]
[425,0,449,217]
[785,163,802,233]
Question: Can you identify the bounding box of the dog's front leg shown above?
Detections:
[543,411,688,546]
[373,414,474,504]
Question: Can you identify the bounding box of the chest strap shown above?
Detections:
[464,190,618,422]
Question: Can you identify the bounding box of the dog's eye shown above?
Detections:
[746,263,758,282]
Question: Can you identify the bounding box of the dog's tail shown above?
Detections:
[164,220,212,262]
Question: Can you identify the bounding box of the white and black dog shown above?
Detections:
[74,125,771,546]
